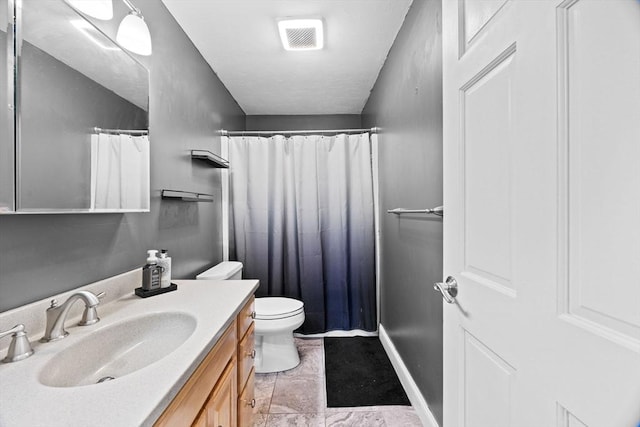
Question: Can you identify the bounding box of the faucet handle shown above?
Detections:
[0,324,34,363]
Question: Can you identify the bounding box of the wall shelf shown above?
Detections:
[161,190,214,203]
[190,149,229,168]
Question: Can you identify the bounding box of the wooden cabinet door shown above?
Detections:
[193,360,237,427]
[156,324,237,427]
[192,411,207,427]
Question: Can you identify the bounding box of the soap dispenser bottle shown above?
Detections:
[142,249,161,291]
[157,249,172,288]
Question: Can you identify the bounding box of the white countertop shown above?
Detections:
[0,278,258,427]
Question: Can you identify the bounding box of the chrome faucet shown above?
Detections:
[0,324,34,362]
[41,290,104,342]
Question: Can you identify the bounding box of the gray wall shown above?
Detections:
[246,114,361,131]
[0,1,245,312]
[362,0,443,423]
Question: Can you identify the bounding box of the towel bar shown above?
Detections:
[387,206,443,217]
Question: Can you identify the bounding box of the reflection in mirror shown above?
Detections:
[17,0,150,212]
[0,0,12,212]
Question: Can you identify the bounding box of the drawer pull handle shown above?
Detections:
[245,398,256,408]
[250,311,256,319]
[248,349,256,359]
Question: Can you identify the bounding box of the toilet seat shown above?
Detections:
[255,297,304,320]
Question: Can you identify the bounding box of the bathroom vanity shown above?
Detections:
[0,270,258,426]
[155,296,256,426]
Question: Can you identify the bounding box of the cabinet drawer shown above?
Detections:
[237,296,255,339]
[237,323,255,390]
[155,322,237,427]
[237,368,255,427]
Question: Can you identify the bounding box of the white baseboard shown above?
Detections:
[379,324,440,427]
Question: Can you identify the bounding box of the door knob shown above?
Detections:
[434,276,458,304]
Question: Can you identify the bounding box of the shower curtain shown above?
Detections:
[228,133,376,334]
[90,132,149,210]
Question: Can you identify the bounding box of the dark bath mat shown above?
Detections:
[324,337,411,407]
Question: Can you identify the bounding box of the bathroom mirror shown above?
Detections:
[14,0,150,213]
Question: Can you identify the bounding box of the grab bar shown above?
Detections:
[387,206,444,217]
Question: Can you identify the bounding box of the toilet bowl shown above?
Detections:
[196,262,305,373]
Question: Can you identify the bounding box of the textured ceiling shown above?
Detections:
[161,0,412,115]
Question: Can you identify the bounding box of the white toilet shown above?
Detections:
[196,261,305,373]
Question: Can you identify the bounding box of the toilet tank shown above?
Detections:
[196,261,243,280]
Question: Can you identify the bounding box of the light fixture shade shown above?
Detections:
[116,12,152,56]
[66,0,113,20]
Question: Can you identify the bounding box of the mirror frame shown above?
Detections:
[0,0,16,213]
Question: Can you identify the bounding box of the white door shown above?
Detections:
[441,1,640,426]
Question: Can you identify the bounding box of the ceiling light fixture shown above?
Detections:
[116,0,152,56]
[66,0,114,20]
[278,19,324,51]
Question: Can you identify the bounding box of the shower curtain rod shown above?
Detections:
[220,127,379,137]
[93,127,149,136]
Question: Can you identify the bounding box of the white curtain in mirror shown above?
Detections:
[90,132,149,210]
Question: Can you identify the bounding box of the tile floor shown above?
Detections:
[252,338,423,427]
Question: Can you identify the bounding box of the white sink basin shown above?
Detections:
[39,312,197,387]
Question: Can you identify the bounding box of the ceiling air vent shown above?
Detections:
[278,19,324,51]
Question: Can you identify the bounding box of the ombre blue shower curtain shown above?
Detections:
[228,133,376,334]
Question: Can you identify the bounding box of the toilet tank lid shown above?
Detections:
[196,261,243,280]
